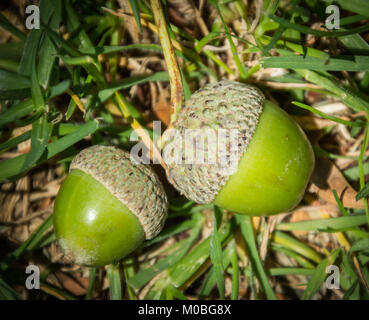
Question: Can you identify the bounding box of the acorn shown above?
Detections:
[53,145,168,267]
[163,80,315,216]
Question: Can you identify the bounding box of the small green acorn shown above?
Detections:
[163,80,315,216]
[53,145,168,267]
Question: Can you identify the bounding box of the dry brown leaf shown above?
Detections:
[54,271,89,296]
[151,83,171,126]
[309,157,364,208]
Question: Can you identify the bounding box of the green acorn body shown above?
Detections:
[163,80,315,216]
[53,145,168,267]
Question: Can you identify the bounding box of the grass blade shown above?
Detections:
[65,0,95,51]
[269,268,314,277]
[302,249,340,300]
[97,72,169,102]
[0,131,31,153]
[262,55,369,72]
[129,0,142,32]
[296,69,369,114]
[212,1,247,79]
[323,0,369,18]
[209,206,225,299]
[0,69,30,99]
[30,58,45,111]
[236,215,277,300]
[292,101,364,127]
[0,278,22,300]
[166,284,188,300]
[168,217,235,289]
[272,245,316,269]
[21,114,52,173]
[277,214,368,233]
[79,44,162,55]
[231,241,239,300]
[0,12,26,41]
[127,215,204,291]
[357,124,369,227]
[350,239,369,253]
[0,120,99,182]
[37,0,62,89]
[356,184,369,201]
[269,14,369,37]
[18,28,42,77]
[199,243,234,299]
[107,264,123,300]
[0,215,53,271]
[272,231,322,264]
[40,281,76,300]
[0,42,24,60]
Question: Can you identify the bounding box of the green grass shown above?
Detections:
[0,0,369,300]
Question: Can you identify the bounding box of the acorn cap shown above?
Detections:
[70,145,168,239]
[163,80,265,204]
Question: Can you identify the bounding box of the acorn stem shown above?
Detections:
[114,91,168,173]
[150,0,184,125]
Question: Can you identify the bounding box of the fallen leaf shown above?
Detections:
[309,157,364,209]
[151,83,171,126]
[55,271,89,296]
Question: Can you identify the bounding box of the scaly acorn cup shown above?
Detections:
[53,145,168,267]
[163,80,315,216]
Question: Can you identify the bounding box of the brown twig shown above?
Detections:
[150,0,184,126]
[0,208,51,225]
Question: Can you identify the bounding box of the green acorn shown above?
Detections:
[163,80,315,216]
[53,145,168,267]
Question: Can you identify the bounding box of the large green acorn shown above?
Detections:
[53,145,168,267]
[163,80,315,216]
